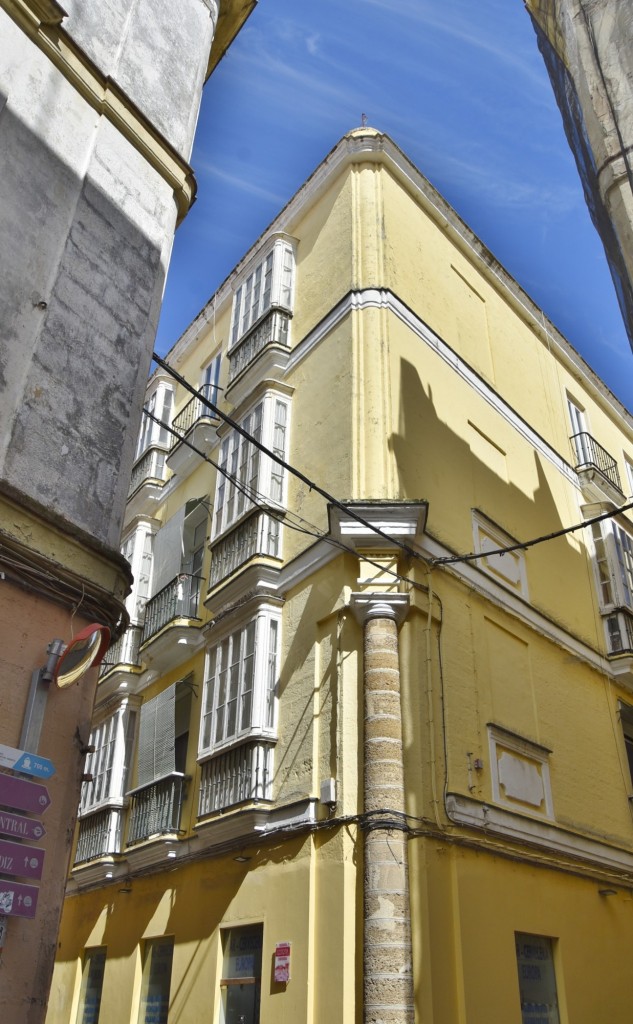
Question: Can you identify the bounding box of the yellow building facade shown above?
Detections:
[50,128,633,1024]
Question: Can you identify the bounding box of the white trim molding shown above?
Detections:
[446,792,633,877]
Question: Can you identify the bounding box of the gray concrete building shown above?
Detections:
[525,1,633,349]
[0,2,255,1020]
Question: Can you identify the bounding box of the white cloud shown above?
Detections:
[196,161,286,205]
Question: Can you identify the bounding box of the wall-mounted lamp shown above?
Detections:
[598,888,617,897]
[233,855,251,863]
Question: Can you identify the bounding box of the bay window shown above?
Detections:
[199,607,280,757]
[136,383,173,458]
[80,705,137,815]
[213,394,290,539]
[230,236,295,349]
[591,520,633,611]
[591,518,633,655]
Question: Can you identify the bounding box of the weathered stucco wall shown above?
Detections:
[61,0,216,159]
[0,2,214,551]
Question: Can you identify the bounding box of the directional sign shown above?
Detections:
[0,743,55,780]
[0,774,51,815]
[0,838,45,881]
[0,879,39,919]
[0,810,46,843]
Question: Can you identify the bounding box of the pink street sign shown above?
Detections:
[0,880,39,919]
[0,809,46,842]
[0,838,45,881]
[0,773,51,815]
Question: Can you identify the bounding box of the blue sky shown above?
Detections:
[156,0,633,412]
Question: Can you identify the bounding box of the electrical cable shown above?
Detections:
[146,360,633,576]
[141,407,431,595]
[430,499,633,566]
[152,351,430,564]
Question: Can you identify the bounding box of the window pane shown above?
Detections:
[221,925,263,1024]
[76,947,106,1024]
[515,933,560,1024]
[137,938,174,1024]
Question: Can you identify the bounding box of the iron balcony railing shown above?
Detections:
[141,574,203,644]
[100,625,142,676]
[228,308,290,383]
[128,444,169,495]
[75,807,123,864]
[198,741,273,817]
[570,432,622,492]
[169,390,219,450]
[126,773,186,845]
[210,512,281,587]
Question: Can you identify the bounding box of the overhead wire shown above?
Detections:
[152,351,430,564]
[142,407,430,595]
[150,352,633,574]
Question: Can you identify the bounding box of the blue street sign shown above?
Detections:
[0,744,55,779]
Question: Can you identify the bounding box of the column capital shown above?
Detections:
[349,592,410,627]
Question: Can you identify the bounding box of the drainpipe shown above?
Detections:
[352,593,414,1024]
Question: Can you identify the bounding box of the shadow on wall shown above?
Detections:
[390,355,592,635]
[0,98,170,550]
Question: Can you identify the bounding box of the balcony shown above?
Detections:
[198,742,273,818]
[74,807,123,864]
[100,625,142,677]
[210,511,281,587]
[140,574,204,673]
[126,445,169,518]
[141,574,203,643]
[166,391,220,479]
[570,432,623,503]
[226,308,291,403]
[126,773,186,845]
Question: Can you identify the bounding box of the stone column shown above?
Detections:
[354,595,414,1024]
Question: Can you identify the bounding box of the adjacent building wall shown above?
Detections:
[525,0,633,348]
[0,1,255,1020]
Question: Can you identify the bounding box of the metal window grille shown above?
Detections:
[198,742,273,817]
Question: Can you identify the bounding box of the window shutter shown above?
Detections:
[136,686,176,787]
[151,507,186,597]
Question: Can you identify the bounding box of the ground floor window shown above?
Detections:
[220,924,263,1024]
[515,932,561,1024]
[137,937,174,1024]
[76,947,106,1024]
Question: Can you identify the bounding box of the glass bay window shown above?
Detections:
[199,608,280,757]
[230,236,295,349]
[213,394,290,540]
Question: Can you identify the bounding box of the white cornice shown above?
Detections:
[165,128,632,426]
[446,792,633,878]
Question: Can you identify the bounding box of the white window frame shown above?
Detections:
[136,379,174,458]
[229,235,295,349]
[567,393,591,466]
[121,519,156,624]
[79,702,137,816]
[199,605,280,759]
[201,352,221,405]
[591,518,633,612]
[488,724,553,820]
[624,455,633,497]
[212,392,290,540]
[472,510,528,598]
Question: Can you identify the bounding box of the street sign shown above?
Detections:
[0,743,55,779]
[0,880,39,919]
[0,774,51,814]
[0,838,45,881]
[0,810,46,842]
